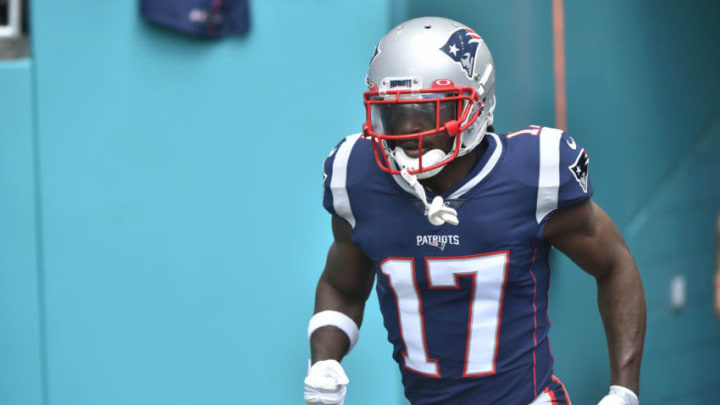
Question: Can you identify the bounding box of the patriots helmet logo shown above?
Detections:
[439,28,483,79]
[369,44,380,67]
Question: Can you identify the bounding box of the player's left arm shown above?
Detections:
[543,199,646,398]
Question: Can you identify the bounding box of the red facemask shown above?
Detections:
[362,80,483,176]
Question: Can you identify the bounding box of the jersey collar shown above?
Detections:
[390,132,504,200]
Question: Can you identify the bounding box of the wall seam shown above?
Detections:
[28,12,50,405]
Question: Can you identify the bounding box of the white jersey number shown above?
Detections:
[379,252,509,377]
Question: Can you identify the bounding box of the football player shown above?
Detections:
[305,17,646,405]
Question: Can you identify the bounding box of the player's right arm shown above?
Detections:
[311,214,375,362]
[307,136,373,404]
[304,215,374,405]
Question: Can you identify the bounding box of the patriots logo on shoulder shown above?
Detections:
[439,28,482,79]
[569,149,590,193]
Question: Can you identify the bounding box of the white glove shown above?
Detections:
[597,385,639,405]
[304,360,349,405]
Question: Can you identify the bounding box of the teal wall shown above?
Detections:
[2,1,402,404]
[408,0,720,404]
[2,1,720,404]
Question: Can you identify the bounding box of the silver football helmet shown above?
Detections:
[363,17,496,179]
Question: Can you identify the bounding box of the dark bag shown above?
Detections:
[141,0,250,39]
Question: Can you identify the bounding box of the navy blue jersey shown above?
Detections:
[322,126,593,405]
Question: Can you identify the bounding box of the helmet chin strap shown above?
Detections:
[400,168,459,227]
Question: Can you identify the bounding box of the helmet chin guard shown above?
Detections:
[393,148,447,179]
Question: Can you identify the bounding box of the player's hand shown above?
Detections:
[304,360,349,405]
[597,386,638,405]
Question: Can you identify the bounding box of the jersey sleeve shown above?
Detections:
[535,128,593,235]
[321,135,363,228]
[322,142,341,217]
[557,131,593,209]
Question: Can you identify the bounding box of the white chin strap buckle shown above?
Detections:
[427,195,459,226]
[400,169,459,226]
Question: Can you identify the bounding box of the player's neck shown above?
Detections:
[420,139,487,195]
